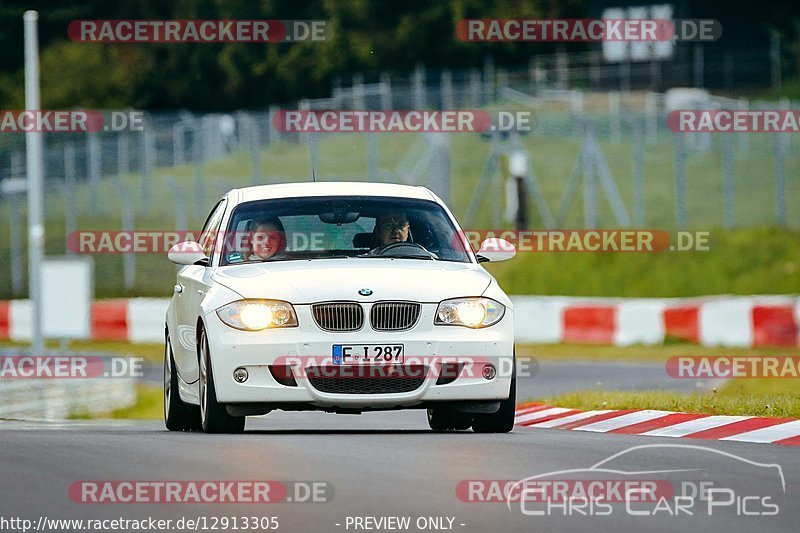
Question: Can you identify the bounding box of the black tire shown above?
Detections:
[427,408,473,431]
[198,328,245,434]
[164,331,201,431]
[472,372,516,434]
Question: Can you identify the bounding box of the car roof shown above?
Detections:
[232,181,438,204]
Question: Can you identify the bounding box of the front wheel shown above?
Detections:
[472,373,516,434]
[164,332,201,431]
[198,328,245,434]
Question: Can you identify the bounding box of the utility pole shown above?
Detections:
[24,10,44,354]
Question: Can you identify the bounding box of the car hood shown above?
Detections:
[211,259,493,303]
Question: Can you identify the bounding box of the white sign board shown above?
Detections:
[602,4,675,62]
[41,257,93,339]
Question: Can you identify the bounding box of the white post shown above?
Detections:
[738,98,749,151]
[352,73,365,109]
[24,10,45,354]
[380,72,392,110]
[570,90,583,114]
[609,92,621,143]
[645,92,658,144]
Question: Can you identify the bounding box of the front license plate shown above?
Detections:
[332,344,404,365]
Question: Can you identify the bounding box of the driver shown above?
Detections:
[362,210,439,259]
[367,211,410,254]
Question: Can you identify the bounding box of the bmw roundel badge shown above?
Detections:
[358,288,373,296]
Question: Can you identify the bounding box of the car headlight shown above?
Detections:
[216,300,298,331]
[435,297,505,328]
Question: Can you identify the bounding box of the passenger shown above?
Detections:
[248,216,287,261]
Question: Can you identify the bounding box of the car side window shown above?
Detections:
[198,200,226,258]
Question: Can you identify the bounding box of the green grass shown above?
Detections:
[484,227,800,297]
[538,378,800,419]
[69,384,162,420]
[107,384,163,419]
[68,383,164,420]
[751,77,800,102]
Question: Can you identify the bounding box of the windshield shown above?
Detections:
[218,195,472,266]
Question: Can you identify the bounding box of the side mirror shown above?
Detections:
[476,238,516,263]
[168,241,209,266]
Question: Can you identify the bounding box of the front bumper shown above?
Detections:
[203,303,514,409]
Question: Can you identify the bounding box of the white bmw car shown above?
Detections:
[164,182,516,433]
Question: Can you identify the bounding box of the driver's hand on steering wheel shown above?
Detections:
[375,241,437,260]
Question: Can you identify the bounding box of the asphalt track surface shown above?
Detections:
[515,359,722,398]
[0,361,789,533]
[0,413,797,533]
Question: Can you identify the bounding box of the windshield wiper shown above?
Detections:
[230,255,354,264]
[380,254,436,260]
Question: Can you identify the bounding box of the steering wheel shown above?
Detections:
[376,242,437,259]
